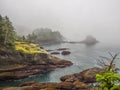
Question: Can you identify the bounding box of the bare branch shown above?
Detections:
[108,52,114,58]
[99,56,110,60]
[107,53,119,71]
[97,52,119,72]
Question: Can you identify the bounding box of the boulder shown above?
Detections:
[57,48,69,51]
[61,51,71,55]
[60,67,101,83]
[80,67,101,83]
[46,50,54,52]
[50,52,60,55]
[60,75,78,82]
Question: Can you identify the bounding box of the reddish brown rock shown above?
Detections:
[60,75,78,82]
[57,82,74,90]
[60,67,101,83]
[0,53,72,81]
[73,80,89,89]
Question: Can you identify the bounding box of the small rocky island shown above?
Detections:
[68,35,99,45]
[80,35,99,45]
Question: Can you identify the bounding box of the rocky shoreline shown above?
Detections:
[1,67,102,90]
[0,50,72,81]
[0,50,102,90]
[0,63,72,81]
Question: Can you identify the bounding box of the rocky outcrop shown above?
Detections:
[50,52,60,55]
[61,51,71,55]
[1,67,101,90]
[73,80,89,89]
[1,81,92,90]
[66,35,99,45]
[60,67,102,83]
[57,48,69,51]
[0,50,72,81]
[80,35,98,45]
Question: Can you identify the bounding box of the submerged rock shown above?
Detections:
[57,48,69,51]
[50,52,60,55]
[61,51,71,55]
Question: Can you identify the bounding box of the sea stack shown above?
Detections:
[80,35,99,45]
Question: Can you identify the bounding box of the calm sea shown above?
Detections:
[0,42,120,86]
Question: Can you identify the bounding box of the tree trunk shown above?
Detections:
[4,23,8,45]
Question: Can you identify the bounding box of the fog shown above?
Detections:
[0,0,120,44]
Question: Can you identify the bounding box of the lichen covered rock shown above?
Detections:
[15,41,48,54]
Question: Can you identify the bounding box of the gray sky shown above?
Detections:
[0,0,120,43]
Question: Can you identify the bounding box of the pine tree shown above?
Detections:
[0,15,16,47]
[4,16,15,45]
[0,15,5,45]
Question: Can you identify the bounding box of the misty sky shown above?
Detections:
[0,0,120,43]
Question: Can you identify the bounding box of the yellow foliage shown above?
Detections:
[15,41,48,54]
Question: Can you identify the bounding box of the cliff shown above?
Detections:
[0,42,72,81]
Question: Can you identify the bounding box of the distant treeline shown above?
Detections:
[26,28,64,45]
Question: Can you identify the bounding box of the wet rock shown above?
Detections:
[57,48,69,51]
[57,82,74,90]
[46,50,54,52]
[60,67,101,83]
[2,87,21,90]
[60,75,78,82]
[61,51,71,55]
[20,80,37,87]
[50,52,60,55]
[2,80,92,90]
[80,67,101,83]
[0,53,72,81]
[73,80,89,89]
[1,67,101,90]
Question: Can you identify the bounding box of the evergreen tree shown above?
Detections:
[0,15,16,46]
[0,15,5,44]
[4,16,15,45]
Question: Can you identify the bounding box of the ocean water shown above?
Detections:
[0,42,120,86]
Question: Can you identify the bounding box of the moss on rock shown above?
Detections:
[15,41,48,54]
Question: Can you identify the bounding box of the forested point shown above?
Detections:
[0,15,64,50]
[26,28,64,45]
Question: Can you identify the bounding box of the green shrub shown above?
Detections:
[96,71,120,89]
